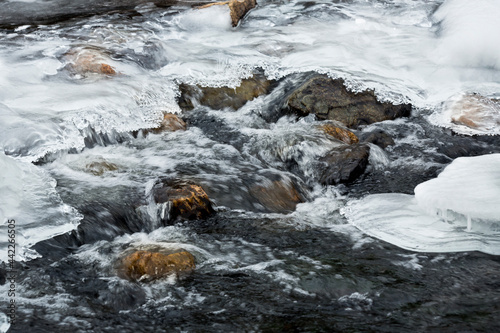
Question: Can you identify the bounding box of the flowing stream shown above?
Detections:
[1,0,500,332]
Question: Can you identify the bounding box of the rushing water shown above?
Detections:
[1,0,500,332]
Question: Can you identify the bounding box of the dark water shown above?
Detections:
[1,1,500,332]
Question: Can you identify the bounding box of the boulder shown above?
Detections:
[150,113,187,134]
[86,160,118,176]
[318,144,370,185]
[120,250,195,282]
[449,94,500,131]
[154,183,215,221]
[178,74,271,111]
[197,0,256,27]
[318,123,359,144]
[64,47,116,77]
[248,179,304,213]
[287,75,411,128]
[360,130,395,149]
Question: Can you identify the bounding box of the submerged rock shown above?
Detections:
[120,250,195,282]
[85,160,118,176]
[449,94,500,132]
[249,179,304,213]
[178,74,271,110]
[154,183,216,221]
[64,47,117,77]
[197,0,256,27]
[318,144,370,185]
[286,75,411,128]
[318,123,359,144]
[360,130,395,149]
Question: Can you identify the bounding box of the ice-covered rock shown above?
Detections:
[342,154,500,255]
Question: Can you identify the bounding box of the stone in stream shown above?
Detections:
[85,160,119,176]
[359,130,395,149]
[286,75,411,128]
[248,179,305,213]
[448,93,500,132]
[318,144,370,185]
[318,122,359,145]
[149,113,187,134]
[64,47,117,77]
[120,250,195,282]
[178,74,271,111]
[197,0,257,27]
[154,183,216,221]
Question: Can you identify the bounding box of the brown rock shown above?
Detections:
[449,94,500,131]
[229,0,256,27]
[154,183,215,221]
[287,75,411,128]
[178,74,271,111]
[249,180,304,213]
[150,113,187,133]
[86,161,118,176]
[318,144,370,185]
[64,47,117,76]
[120,250,195,282]
[319,123,359,144]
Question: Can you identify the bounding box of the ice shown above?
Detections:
[342,154,500,255]
[0,153,82,261]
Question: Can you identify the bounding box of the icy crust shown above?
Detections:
[342,154,500,255]
[415,154,500,222]
[342,194,500,255]
[0,153,82,261]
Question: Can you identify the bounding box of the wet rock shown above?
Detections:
[120,250,195,282]
[64,47,116,77]
[318,144,370,185]
[86,160,118,176]
[197,0,256,27]
[150,113,187,134]
[360,130,395,149]
[449,94,500,131]
[178,74,271,111]
[318,123,359,144]
[154,183,216,221]
[286,75,411,128]
[249,179,304,213]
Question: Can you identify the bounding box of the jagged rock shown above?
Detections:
[154,183,215,221]
[120,250,195,282]
[449,94,500,131]
[86,160,118,176]
[318,123,359,144]
[360,130,395,149]
[197,0,256,27]
[318,144,370,185]
[287,75,411,128]
[64,47,116,77]
[178,74,271,111]
[249,179,304,213]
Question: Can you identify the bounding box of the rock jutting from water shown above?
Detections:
[286,75,412,128]
[318,122,359,145]
[248,179,305,213]
[119,250,196,282]
[153,182,216,222]
[197,0,257,27]
[318,144,370,185]
[448,93,500,132]
[63,47,117,77]
[178,74,271,110]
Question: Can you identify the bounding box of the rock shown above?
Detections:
[449,94,500,131]
[197,0,256,27]
[120,250,195,282]
[318,144,370,185]
[154,183,215,221]
[318,123,359,144]
[64,47,116,77]
[248,179,304,213]
[178,74,271,111]
[86,160,118,176]
[287,75,411,128]
[360,130,395,149]
[150,113,187,134]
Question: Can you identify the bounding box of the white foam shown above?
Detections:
[342,154,500,255]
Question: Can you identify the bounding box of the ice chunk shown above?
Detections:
[342,154,500,255]
[0,153,81,261]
